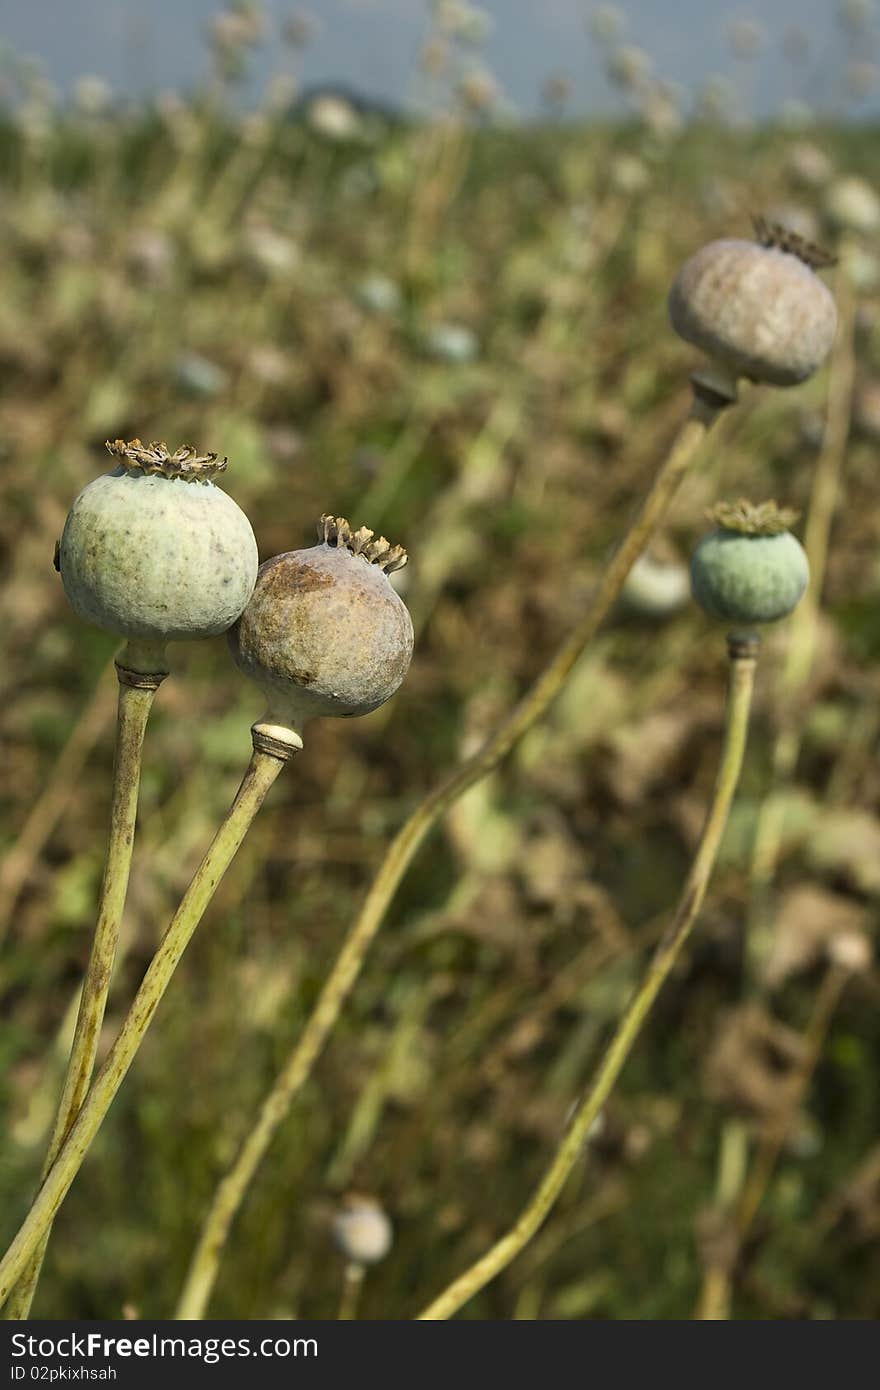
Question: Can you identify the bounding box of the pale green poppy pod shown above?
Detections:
[57,439,258,643]
[691,501,809,626]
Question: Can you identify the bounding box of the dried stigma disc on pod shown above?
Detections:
[690,500,809,627]
[57,440,258,656]
[229,515,414,737]
[669,221,838,391]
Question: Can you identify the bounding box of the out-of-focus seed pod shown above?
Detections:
[609,154,649,195]
[589,5,626,44]
[282,11,317,48]
[306,93,361,140]
[356,273,402,315]
[456,65,500,113]
[843,245,880,292]
[229,515,413,740]
[825,174,880,235]
[620,550,690,618]
[605,43,652,90]
[786,141,832,189]
[828,930,872,973]
[690,499,809,627]
[74,76,112,116]
[57,440,258,667]
[726,18,764,61]
[172,352,228,398]
[669,225,838,392]
[838,0,875,36]
[332,1195,393,1266]
[422,322,479,363]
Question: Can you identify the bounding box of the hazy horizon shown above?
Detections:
[1,0,878,121]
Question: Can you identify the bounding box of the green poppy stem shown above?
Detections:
[174,387,728,1320]
[0,739,294,1312]
[4,650,166,1319]
[416,633,758,1319]
[337,1263,365,1321]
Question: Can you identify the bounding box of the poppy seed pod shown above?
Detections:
[57,440,259,659]
[691,500,809,627]
[669,223,838,390]
[824,174,880,235]
[332,1195,393,1267]
[229,515,414,737]
[621,549,690,619]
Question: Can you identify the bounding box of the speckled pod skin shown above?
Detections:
[59,453,258,643]
[229,516,413,729]
[669,238,837,387]
[691,527,809,625]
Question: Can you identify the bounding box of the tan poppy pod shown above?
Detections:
[669,225,838,390]
[229,515,413,739]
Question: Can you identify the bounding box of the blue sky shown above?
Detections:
[0,0,877,118]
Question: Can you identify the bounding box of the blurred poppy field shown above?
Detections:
[1,2,879,1320]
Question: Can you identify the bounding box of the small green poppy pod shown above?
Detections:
[57,439,258,660]
[691,500,809,627]
[669,221,838,391]
[229,515,413,737]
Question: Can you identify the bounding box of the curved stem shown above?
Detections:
[416,636,758,1320]
[0,747,289,1312]
[5,659,165,1319]
[174,391,725,1319]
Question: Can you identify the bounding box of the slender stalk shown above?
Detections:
[696,1264,731,1323]
[734,964,848,1241]
[695,965,847,1322]
[696,273,856,1321]
[0,744,291,1311]
[337,1262,365,1321]
[416,636,758,1320]
[693,1117,748,1321]
[174,388,727,1319]
[4,654,166,1319]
